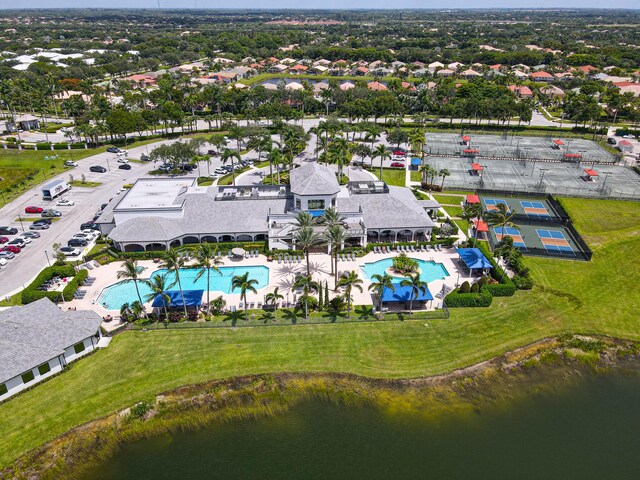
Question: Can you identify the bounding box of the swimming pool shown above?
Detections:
[97,266,270,310]
[360,258,449,283]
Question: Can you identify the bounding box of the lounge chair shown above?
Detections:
[249,302,255,309]
[85,263,93,270]
[231,305,237,312]
[351,253,356,261]
[411,245,416,252]
[239,301,244,309]
[257,302,262,309]
[277,255,281,264]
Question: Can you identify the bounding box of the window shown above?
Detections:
[308,199,325,210]
[0,384,7,396]
[38,362,51,376]
[295,198,301,209]
[74,342,86,354]
[21,371,35,384]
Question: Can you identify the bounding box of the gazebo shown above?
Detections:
[465,194,480,205]
[583,168,599,182]
[552,139,564,149]
[470,163,483,176]
[456,248,492,275]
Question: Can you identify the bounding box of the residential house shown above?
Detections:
[539,85,566,99]
[367,81,388,91]
[530,71,554,82]
[267,64,288,74]
[461,69,481,79]
[289,64,309,74]
[309,65,329,75]
[436,68,455,78]
[508,85,534,98]
[428,61,445,72]
[448,62,464,71]
[354,66,370,76]
[0,298,103,401]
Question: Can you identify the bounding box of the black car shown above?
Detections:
[118,163,132,170]
[0,226,18,235]
[607,137,617,145]
[140,154,150,162]
[67,238,88,247]
[179,164,196,172]
[90,165,107,173]
[207,149,218,155]
[80,222,100,231]
[107,147,120,154]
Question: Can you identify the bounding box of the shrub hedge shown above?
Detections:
[445,286,493,308]
[21,265,76,304]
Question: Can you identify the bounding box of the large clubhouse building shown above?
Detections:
[98,162,438,252]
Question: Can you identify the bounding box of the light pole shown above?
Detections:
[45,250,51,267]
[538,168,548,190]
[17,214,24,232]
[600,171,612,193]
[106,157,111,171]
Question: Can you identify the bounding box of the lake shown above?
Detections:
[81,369,640,479]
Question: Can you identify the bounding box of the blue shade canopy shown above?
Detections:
[456,248,492,270]
[411,157,422,166]
[152,290,204,308]
[381,283,433,302]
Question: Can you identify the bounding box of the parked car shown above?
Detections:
[25,206,43,214]
[72,233,93,241]
[158,164,172,172]
[118,163,132,170]
[0,250,15,259]
[390,162,405,168]
[106,147,121,154]
[21,231,40,239]
[80,229,100,239]
[80,222,100,231]
[0,236,7,244]
[67,238,87,247]
[179,164,196,172]
[59,246,80,256]
[0,258,7,267]
[56,199,75,206]
[90,165,107,173]
[607,137,617,145]
[64,160,79,167]
[8,237,28,247]
[32,218,52,226]
[0,226,18,235]
[41,209,62,218]
[117,150,128,157]
[29,222,49,230]
[2,245,21,254]
[117,157,129,164]
[140,153,150,162]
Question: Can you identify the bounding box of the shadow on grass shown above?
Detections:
[222,310,245,327]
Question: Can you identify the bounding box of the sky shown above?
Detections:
[1,1,638,9]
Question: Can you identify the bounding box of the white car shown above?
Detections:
[0,258,7,267]
[56,199,75,206]
[80,229,100,239]
[117,157,129,164]
[59,247,80,256]
[73,233,94,241]
[64,160,78,167]
[117,150,129,157]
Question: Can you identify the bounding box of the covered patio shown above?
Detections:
[456,248,492,275]
[152,290,204,310]
[380,283,434,310]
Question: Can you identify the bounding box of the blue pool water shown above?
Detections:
[361,258,449,283]
[98,266,270,310]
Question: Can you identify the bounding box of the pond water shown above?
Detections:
[81,368,640,479]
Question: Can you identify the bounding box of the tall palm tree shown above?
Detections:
[294,210,317,229]
[373,143,390,181]
[364,124,382,164]
[338,270,363,316]
[400,273,428,314]
[267,148,283,184]
[265,287,284,319]
[409,128,425,163]
[439,168,451,190]
[231,272,259,321]
[295,226,323,276]
[461,203,484,247]
[221,148,241,186]
[193,244,223,313]
[116,258,146,317]
[485,203,516,240]
[293,274,319,319]
[144,274,171,324]
[227,124,245,152]
[324,224,347,286]
[368,273,395,311]
[321,207,345,227]
[328,136,349,183]
[160,250,188,318]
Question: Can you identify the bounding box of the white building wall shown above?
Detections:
[113,207,183,224]
[294,194,337,210]
[0,356,63,402]
[63,335,99,363]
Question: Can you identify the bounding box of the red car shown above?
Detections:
[393,149,407,156]
[25,206,43,214]
[0,236,7,244]
[390,162,405,168]
[2,245,21,253]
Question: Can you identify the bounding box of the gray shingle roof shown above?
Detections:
[0,298,102,383]
[289,162,340,196]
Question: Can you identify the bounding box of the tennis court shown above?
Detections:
[520,200,551,219]
[493,226,526,248]
[483,198,510,212]
[536,228,575,255]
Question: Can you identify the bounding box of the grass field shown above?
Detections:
[0,198,638,467]
[373,167,406,187]
[442,205,463,218]
[432,194,465,205]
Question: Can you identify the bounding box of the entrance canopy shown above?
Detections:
[152,290,204,308]
[381,283,433,303]
[456,248,492,270]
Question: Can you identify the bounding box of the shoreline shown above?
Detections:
[3,334,640,479]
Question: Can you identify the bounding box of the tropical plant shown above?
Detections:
[293,274,319,319]
[392,253,419,275]
[373,143,390,181]
[368,273,395,311]
[265,287,284,319]
[193,244,223,313]
[461,203,484,247]
[324,224,347,286]
[400,273,428,314]
[116,258,147,317]
[485,202,516,238]
[294,225,323,276]
[221,148,242,186]
[160,250,188,318]
[337,270,363,316]
[231,271,259,321]
[144,274,171,324]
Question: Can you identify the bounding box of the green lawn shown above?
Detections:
[432,194,465,205]
[442,205,463,218]
[0,198,638,468]
[373,168,406,187]
[69,180,102,188]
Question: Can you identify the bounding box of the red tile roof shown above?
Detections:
[553,139,564,145]
[584,169,599,176]
[472,219,489,233]
[462,135,471,142]
[466,194,480,204]
[471,162,483,170]
[531,71,553,78]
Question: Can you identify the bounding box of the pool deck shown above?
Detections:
[66,249,476,331]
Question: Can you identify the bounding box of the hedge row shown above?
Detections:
[62,270,88,301]
[445,287,493,308]
[109,241,268,261]
[21,265,76,304]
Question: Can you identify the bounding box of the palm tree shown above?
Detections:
[144,274,171,324]
[116,258,146,317]
[231,272,259,321]
[328,136,349,183]
[193,244,223,313]
[485,203,516,240]
[338,270,363,316]
[267,148,283,184]
[160,250,188,318]
[373,143,390,181]
[324,224,347,286]
[439,168,451,190]
[364,124,382,164]
[461,203,484,247]
[221,148,242,186]
[294,210,317,229]
[321,207,345,227]
[265,287,284,319]
[293,274,319,319]
[295,226,323,276]
[368,273,395,311]
[400,273,428,314]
